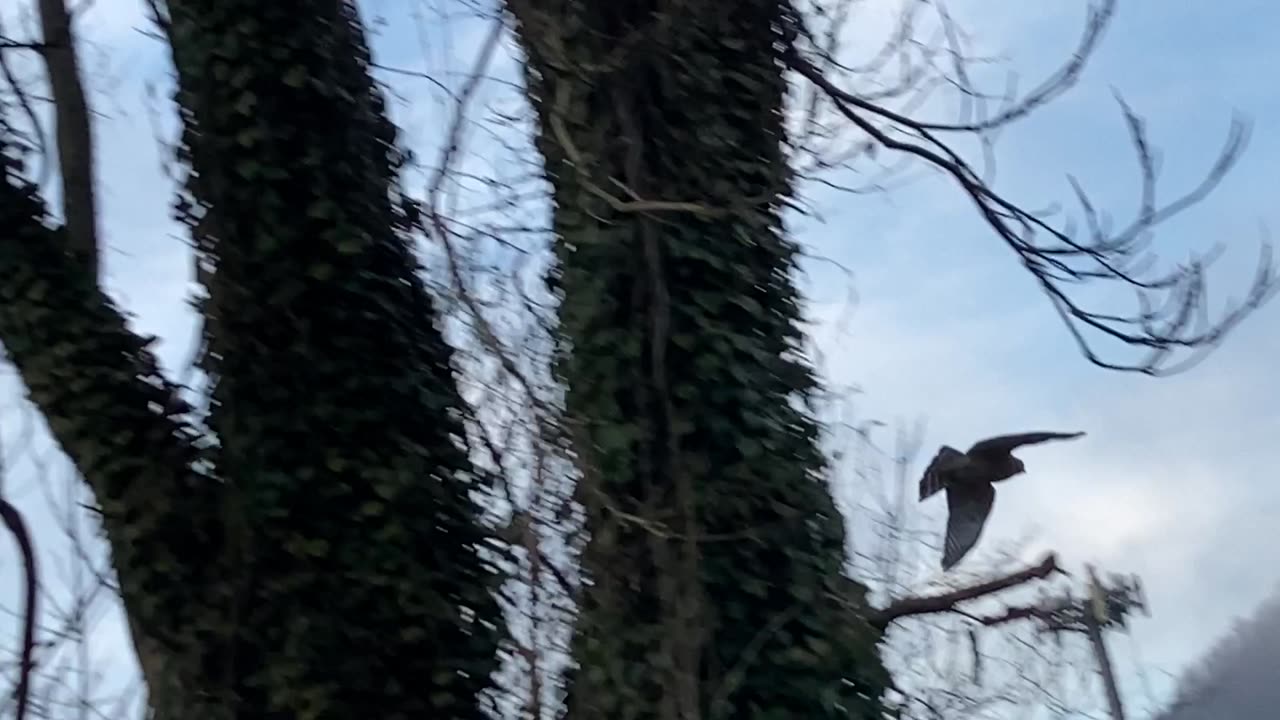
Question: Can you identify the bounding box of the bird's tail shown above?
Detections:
[919,445,967,501]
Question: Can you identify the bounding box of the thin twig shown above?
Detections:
[0,500,38,720]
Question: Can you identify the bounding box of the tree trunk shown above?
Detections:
[1,1,505,716]
[506,1,891,717]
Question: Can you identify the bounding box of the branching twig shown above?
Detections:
[870,553,1063,630]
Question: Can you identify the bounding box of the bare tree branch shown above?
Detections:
[0,500,36,720]
[783,0,1277,375]
[870,553,1063,630]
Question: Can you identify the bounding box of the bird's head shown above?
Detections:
[1010,457,1026,475]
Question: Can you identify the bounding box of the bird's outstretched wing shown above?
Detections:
[919,445,968,501]
[942,483,996,570]
[967,431,1085,458]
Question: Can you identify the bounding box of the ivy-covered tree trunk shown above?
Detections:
[1,1,503,717]
[0,169,220,716]
[506,1,890,717]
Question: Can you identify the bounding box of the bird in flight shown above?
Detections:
[919,431,1085,570]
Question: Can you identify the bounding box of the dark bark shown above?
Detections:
[153,0,505,715]
[0,159,217,716]
[870,553,1063,630]
[506,1,890,717]
[0,500,38,720]
[37,0,98,280]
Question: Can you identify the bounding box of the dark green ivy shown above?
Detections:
[507,0,892,717]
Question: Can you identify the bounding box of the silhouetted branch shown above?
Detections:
[0,500,37,720]
[784,0,1278,375]
[0,21,51,184]
[870,553,1063,629]
[0,41,50,52]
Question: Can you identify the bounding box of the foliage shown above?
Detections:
[506,1,892,717]
[0,140,219,715]
[3,0,1275,717]
[1,0,506,716]
[1156,584,1280,720]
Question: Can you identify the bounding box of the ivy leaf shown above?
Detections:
[235,158,260,179]
[282,65,308,88]
[234,91,257,115]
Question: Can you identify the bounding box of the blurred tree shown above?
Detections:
[503,0,1272,718]
[0,0,504,717]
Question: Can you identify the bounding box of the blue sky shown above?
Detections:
[799,0,1280,715]
[0,0,1277,717]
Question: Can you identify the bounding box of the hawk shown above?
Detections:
[919,431,1085,570]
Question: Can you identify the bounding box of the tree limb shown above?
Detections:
[0,500,36,720]
[37,0,98,280]
[0,158,219,662]
[870,553,1063,629]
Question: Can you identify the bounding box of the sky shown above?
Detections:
[1,0,1278,717]
[796,0,1280,714]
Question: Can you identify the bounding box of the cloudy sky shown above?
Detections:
[1,0,1277,717]
[796,0,1280,715]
